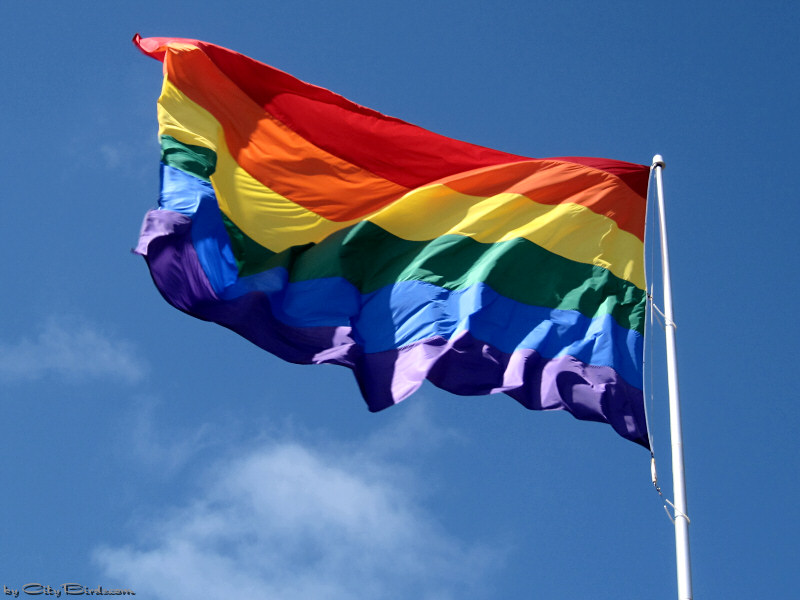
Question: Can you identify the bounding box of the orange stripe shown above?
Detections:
[163,45,409,221]
[437,160,646,240]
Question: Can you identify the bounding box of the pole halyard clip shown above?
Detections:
[651,456,691,525]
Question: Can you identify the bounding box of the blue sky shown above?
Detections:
[2,1,797,598]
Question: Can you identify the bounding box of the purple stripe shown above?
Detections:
[356,332,648,447]
[136,210,359,365]
[137,209,648,447]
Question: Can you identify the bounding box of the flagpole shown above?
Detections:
[652,155,693,600]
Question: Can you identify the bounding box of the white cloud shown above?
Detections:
[0,317,146,384]
[123,396,218,476]
[99,143,125,170]
[95,420,500,600]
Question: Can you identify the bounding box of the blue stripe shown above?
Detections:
[159,164,238,294]
[221,269,642,387]
[159,163,210,215]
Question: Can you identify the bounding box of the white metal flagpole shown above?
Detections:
[652,155,693,600]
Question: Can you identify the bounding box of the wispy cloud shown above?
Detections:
[95,416,501,600]
[123,396,220,477]
[0,317,146,384]
[100,142,125,170]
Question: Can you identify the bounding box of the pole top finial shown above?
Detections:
[652,154,665,169]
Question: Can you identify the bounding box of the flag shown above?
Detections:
[133,35,650,447]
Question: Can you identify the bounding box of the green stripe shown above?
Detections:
[220,212,310,274]
[160,135,216,181]
[223,217,645,334]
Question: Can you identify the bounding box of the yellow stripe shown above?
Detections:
[157,79,644,289]
[158,79,220,151]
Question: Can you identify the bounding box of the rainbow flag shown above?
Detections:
[134,35,651,447]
